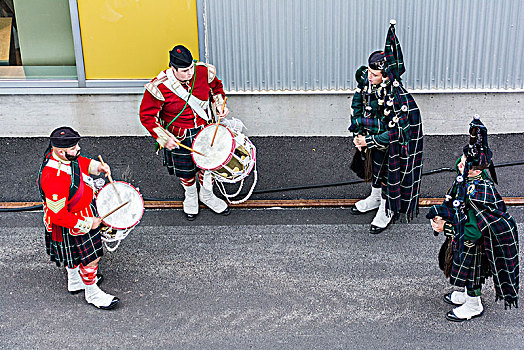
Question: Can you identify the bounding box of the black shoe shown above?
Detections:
[69,274,104,295]
[445,309,484,322]
[185,213,198,221]
[350,206,365,215]
[370,224,388,234]
[97,297,120,310]
[443,292,463,306]
[220,207,231,216]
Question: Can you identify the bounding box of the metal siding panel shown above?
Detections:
[201,0,523,91]
[516,1,524,89]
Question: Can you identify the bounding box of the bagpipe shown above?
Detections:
[427,194,458,278]
[426,115,494,277]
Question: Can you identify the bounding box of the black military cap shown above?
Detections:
[169,45,193,68]
[50,126,81,148]
[368,50,386,70]
[463,115,493,170]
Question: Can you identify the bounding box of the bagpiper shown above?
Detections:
[349,20,423,234]
[427,116,519,321]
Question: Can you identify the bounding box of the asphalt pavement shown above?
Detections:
[1,207,523,349]
[1,134,523,202]
[1,133,524,349]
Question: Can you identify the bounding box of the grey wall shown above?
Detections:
[1,92,522,137]
[201,0,524,91]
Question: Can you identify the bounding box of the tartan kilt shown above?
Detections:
[371,148,388,187]
[45,227,104,268]
[449,240,491,290]
[163,126,204,179]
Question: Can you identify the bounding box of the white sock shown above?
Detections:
[371,198,393,228]
[66,266,84,292]
[451,293,483,320]
[182,182,199,215]
[85,283,117,308]
[199,171,227,213]
[355,186,381,212]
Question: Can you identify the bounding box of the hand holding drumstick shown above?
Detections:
[98,155,123,203]
[216,96,229,119]
[96,155,111,178]
[211,97,228,147]
[164,131,206,156]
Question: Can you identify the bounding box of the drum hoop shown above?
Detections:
[212,138,257,183]
[97,180,144,230]
[191,124,236,170]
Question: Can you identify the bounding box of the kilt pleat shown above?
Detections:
[371,148,388,187]
[450,240,491,290]
[164,126,203,179]
[45,228,103,268]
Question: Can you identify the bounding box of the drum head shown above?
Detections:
[192,124,235,170]
[96,181,144,230]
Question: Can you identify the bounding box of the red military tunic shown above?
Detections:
[40,152,101,235]
[139,63,226,146]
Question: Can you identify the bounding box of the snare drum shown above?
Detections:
[96,181,144,251]
[192,124,256,183]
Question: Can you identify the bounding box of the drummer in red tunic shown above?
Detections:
[139,45,230,220]
[37,127,119,309]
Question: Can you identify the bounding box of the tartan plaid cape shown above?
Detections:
[349,22,423,221]
[382,22,424,221]
[427,176,519,308]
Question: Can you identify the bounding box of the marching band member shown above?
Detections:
[139,45,230,220]
[37,127,119,309]
[427,117,519,322]
[349,20,423,233]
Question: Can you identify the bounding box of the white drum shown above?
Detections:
[192,124,256,183]
[96,181,144,251]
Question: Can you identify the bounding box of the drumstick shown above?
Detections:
[163,129,206,156]
[176,142,206,156]
[211,97,228,147]
[98,155,123,203]
[100,200,130,221]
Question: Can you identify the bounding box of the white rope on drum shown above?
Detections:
[215,165,258,205]
[103,240,121,252]
[218,175,245,198]
[101,227,135,252]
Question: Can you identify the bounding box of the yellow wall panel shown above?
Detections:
[78,0,199,79]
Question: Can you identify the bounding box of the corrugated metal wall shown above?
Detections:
[200,0,523,91]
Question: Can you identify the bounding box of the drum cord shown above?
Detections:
[218,176,245,198]
[216,165,259,204]
[2,160,523,212]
